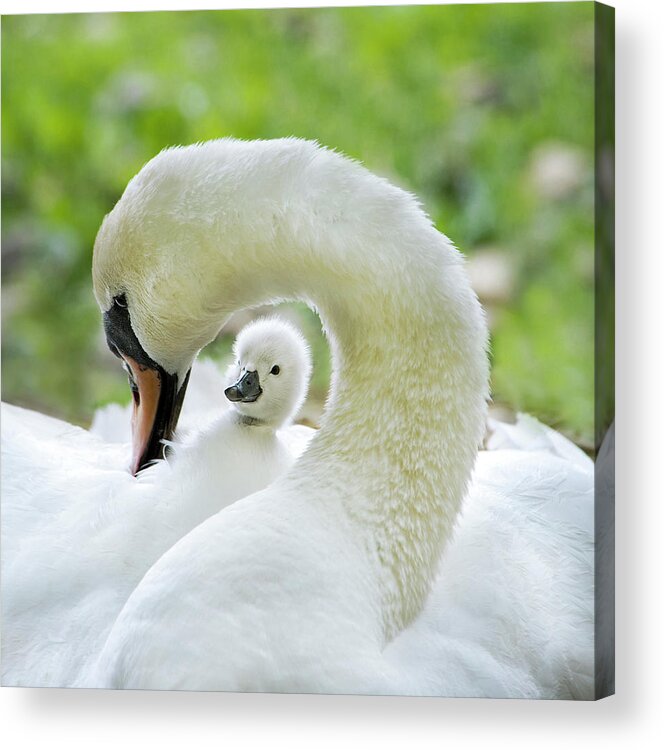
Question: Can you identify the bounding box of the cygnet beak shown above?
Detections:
[225,370,262,403]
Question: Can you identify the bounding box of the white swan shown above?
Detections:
[1,316,313,687]
[81,138,594,697]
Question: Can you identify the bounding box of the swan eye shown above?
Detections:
[113,295,127,309]
[270,365,280,376]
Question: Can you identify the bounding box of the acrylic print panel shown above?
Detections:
[0,2,614,698]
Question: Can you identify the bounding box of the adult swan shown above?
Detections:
[88,138,594,697]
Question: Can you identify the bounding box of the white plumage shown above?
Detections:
[2,138,594,697]
[1,317,314,687]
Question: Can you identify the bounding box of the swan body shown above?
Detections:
[1,317,313,687]
[89,431,592,696]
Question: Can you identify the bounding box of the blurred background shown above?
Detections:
[1,3,596,448]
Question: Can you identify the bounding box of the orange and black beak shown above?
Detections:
[103,295,190,476]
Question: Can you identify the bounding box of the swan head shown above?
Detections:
[92,146,248,474]
[224,318,312,429]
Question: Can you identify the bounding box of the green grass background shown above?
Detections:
[1,3,596,445]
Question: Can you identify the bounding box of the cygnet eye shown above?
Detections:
[270,365,280,376]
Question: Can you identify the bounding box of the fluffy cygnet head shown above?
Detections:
[224,318,312,429]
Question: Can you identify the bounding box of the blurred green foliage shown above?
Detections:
[2,3,596,444]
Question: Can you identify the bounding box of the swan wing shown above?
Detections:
[384,447,594,698]
[1,402,142,685]
[488,413,592,471]
[1,403,292,687]
[85,487,384,693]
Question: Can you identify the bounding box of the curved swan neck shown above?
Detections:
[206,142,489,635]
[100,139,490,637]
[301,269,488,635]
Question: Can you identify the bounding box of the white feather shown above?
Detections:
[1,318,314,687]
